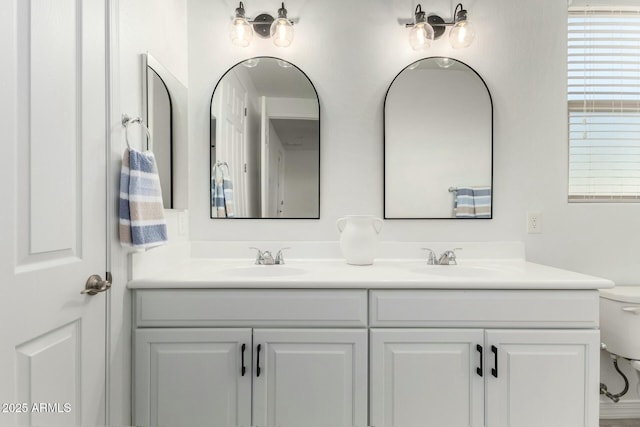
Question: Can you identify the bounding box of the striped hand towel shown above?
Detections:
[472,186,492,218]
[211,164,235,218]
[454,187,476,218]
[119,148,168,248]
[453,186,492,218]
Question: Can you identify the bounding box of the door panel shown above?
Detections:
[485,329,599,427]
[370,329,484,427]
[26,0,79,256]
[15,322,80,426]
[134,329,252,427]
[0,0,107,425]
[253,329,368,427]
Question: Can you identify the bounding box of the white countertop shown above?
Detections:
[127,258,615,290]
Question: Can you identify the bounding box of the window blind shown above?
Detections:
[568,8,640,201]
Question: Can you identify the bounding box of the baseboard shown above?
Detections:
[601,399,640,419]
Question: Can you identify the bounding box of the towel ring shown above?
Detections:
[122,114,151,150]
[212,161,230,180]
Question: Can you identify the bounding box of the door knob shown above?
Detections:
[81,273,112,295]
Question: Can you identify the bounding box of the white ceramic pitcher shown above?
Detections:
[336,215,383,265]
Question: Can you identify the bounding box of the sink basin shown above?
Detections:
[217,266,308,277]
[411,264,521,278]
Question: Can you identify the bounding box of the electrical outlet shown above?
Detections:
[527,212,542,234]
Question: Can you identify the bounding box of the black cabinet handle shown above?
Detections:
[491,345,498,378]
[241,343,246,376]
[256,344,262,377]
[476,344,483,377]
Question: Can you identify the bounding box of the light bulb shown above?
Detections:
[270,17,294,47]
[230,3,253,47]
[409,22,434,50]
[449,19,475,49]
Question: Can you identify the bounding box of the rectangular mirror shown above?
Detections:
[142,53,188,209]
[384,57,493,219]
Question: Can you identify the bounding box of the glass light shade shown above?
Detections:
[449,20,475,49]
[409,22,434,50]
[230,17,253,47]
[270,18,294,47]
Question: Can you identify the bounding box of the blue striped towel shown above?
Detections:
[211,164,235,218]
[454,186,491,218]
[119,148,168,248]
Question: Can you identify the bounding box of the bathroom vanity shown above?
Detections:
[128,256,613,427]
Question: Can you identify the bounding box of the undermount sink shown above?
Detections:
[411,264,522,278]
[217,265,308,277]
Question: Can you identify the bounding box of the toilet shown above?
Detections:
[600,286,640,399]
[600,286,640,361]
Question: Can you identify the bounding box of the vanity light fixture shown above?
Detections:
[405,3,475,50]
[229,2,295,48]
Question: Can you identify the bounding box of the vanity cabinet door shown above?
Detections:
[485,329,599,427]
[252,328,368,427]
[134,328,252,427]
[370,329,485,427]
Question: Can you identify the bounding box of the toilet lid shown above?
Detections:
[600,286,640,304]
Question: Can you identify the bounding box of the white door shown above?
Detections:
[253,329,368,427]
[218,70,248,216]
[370,329,485,427]
[485,329,599,427]
[0,0,108,426]
[134,328,252,427]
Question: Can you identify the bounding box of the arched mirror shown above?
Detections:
[384,57,493,219]
[210,57,320,219]
[142,53,188,209]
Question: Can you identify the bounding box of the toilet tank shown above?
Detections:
[600,287,640,359]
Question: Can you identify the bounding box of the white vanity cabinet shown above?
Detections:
[133,289,369,427]
[369,290,601,427]
[132,285,603,427]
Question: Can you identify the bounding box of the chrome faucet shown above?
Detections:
[422,248,461,265]
[250,247,290,265]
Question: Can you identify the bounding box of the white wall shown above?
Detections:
[110,0,188,423]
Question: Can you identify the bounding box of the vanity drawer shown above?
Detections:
[370,290,599,328]
[135,289,368,327]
